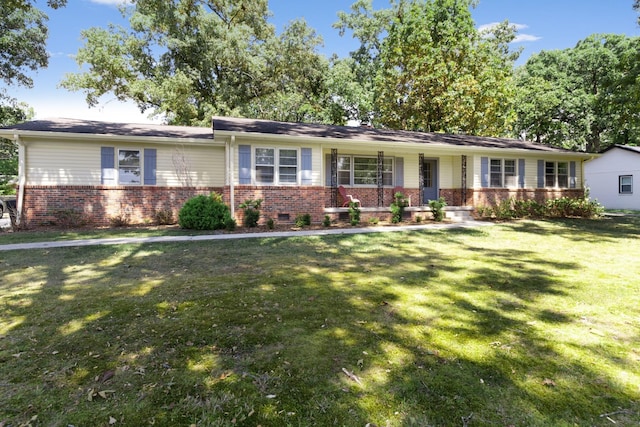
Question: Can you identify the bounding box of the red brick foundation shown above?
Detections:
[19,185,586,228]
[232,186,326,224]
[470,188,584,207]
[22,185,224,227]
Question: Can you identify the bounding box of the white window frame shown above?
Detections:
[619,175,633,194]
[337,155,394,187]
[489,158,517,188]
[118,148,141,185]
[545,161,569,188]
[278,148,298,184]
[337,155,351,186]
[254,147,299,185]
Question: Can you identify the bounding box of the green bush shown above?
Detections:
[295,213,312,228]
[390,192,409,223]
[546,196,603,218]
[348,201,361,226]
[179,193,234,230]
[512,199,545,218]
[109,213,131,227]
[322,215,331,227]
[428,197,447,222]
[51,208,88,228]
[154,209,175,225]
[0,182,16,196]
[477,196,604,220]
[266,217,275,230]
[493,198,516,220]
[238,198,262,228]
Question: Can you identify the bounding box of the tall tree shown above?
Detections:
[62,0,274,125]
[7,0,66,9]
[373,0,518,135]
[0,1,50,188]
[332,0,395,123]
[514,34,640,152]
[61,0,333,126]
[0,3,48,88]
[239,19,333,123]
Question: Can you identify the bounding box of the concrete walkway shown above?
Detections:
[0,220,494,251]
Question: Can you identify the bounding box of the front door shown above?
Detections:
[423,159,438,202]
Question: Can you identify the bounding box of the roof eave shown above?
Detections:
[214,129,593,157]
[0,129,222,146]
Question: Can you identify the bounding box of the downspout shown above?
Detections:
[15,134,25,225]
[229,135,235,219]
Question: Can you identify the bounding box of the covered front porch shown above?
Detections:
[323,205,475,223]
[324,148,472,210]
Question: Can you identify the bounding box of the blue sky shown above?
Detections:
[5,0,639,123]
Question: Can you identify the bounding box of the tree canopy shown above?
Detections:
[0,3,48,88]
[374,0,518,135]
[0,0,46,187]
[61,0,336,126]
[8,0,66,9]
[47,0,640,150]
[332,0,394,124]
[514,34,640,152]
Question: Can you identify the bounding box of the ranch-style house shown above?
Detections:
[0,117,593,226]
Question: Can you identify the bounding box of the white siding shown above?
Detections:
[159,145,225,186]
[25,139,224,187]
[401,155,419,188]
[27,141,101,185]
[585,148,640,209]
[437,156,454,189]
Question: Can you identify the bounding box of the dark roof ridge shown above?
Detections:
[2,116,584,154]
[212,116,577,153]
[1,117,212,139]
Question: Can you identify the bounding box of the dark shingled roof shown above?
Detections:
[3,117,579,154]
[1,118,212,139]
[606,144,640,155]
[213,116,574,153]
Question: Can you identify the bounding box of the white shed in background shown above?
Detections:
[585,145,640,210]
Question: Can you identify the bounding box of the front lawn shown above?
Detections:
[0,217,639,426]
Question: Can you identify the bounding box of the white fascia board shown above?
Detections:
[215,130,593,158]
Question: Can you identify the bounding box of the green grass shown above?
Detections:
[0,224,210,245]
[1,217,639,426]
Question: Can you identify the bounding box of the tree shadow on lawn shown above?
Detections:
[0,229,638,426]
[500,215,640,243]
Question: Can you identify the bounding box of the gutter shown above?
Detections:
[212,130,593,159]
[0,129,223,147]
[229,135,235,219]
[15,134,25,226]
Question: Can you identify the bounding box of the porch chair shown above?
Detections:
[393,186,411,206]
[338,185,361,207]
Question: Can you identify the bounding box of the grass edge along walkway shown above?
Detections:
[0,220,494,251]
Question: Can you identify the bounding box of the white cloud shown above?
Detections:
[478,22,541,43]
[478,22,501,33]
[47,51,68,58]
[513,34,542,43]
[511,23,529,31]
